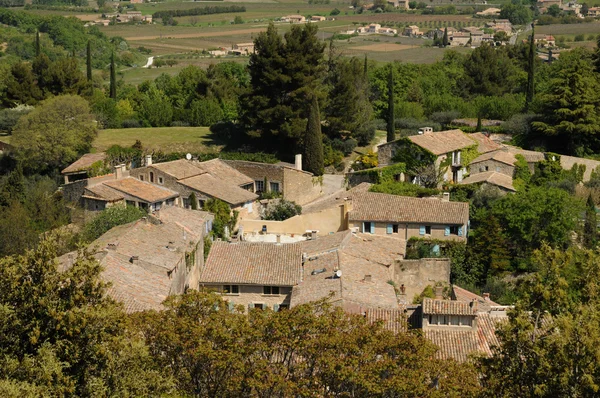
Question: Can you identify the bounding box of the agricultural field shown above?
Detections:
[93,126,220,153]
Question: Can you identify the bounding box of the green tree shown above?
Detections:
[35,31,40,57]
[263,198,302,220]
[82,205,147,242]
[189,97,224,127]
[525,23,535,112]
[303,95,324,176]
[442,27,449,47]
[202,198,237,239]
[3,62,44,107]
[500,3,533,25]
[109,51,116,100]
[11,95,97,173]
[387,65,395,142]
[86,40,92,81]
[461,44,519,98]
[138,85,173,127]
[189,192,198,210]
[532,48,600,155]
[584,194,597,249]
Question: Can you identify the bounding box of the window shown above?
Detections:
[154,201,162,211]
[420,225,432,236]
[241,183,254,192]
[270,182,280,192]
[278,304,289,311]
[150,172,154,183]
[386,224,399,234]
[126,200,136,207]
[485,166,489,171]
[450,226,459,235]
[139,175,144,181]
[363,222,374,234]
[223,285,239,294]
[263,286,280,295]
[158,177,164,185]
[428,314,473,327]
[255,180,265,192]
[253,303,264,310]
[166,198,174,206]
[183,197,190,209]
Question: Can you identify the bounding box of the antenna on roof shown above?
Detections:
[186,153,192,160]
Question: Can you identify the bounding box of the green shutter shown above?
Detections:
[419,226,426,235]
[273,304,280,312]
[444,226,450,236]
[228,302,234,312]
[458,226,463,236]
[387,224,393,234]
[262,303,267,310]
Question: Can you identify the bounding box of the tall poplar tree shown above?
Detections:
[525,22,535,112]
[86,40,92,82]
[386,65,395,143]
[303,95,324,176]
[109,52,116,100]
[35,31,40,57]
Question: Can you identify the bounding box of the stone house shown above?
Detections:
[533,34,556,47]
[403,25,422,36]
[61,152,107,184]
[450,32,471,46]
[378,129,488,185]
[589,6,600,16]
[460,171,516,192]
[282,15,306,23]
[199,241,302,311]
[130,157,258,215]
[224,156,322,205]
[310,15,326,22]
[232,42,254,55]
[59,206,213,312]
[348,191,469,241]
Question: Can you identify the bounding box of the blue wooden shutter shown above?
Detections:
[370,223,375,234]
[362,222,367,233]
[387,224,393,234]
[458,226,463,236]
[444,226,450,236]
[419,226,426,235]
[273,304,279,312]
[228,302,234,312]
[262,303,268,310]
[248,303,253,312]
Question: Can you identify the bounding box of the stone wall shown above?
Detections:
[393,258,451,303]
[200,284,293,312]
[377,142,398,166]
[470,159,514,177]
[283,168,322,205]
[348,221,467,242]
[61,179,88,204]
[130,166,208,207]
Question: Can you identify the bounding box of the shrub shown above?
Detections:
[330,7,340,15]
[82,205,147,242]
[574,34,585,42]
[262,199,302,221]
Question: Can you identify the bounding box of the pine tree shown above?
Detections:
[525,22,535,112]
[109,52,117,100]
[86,40,92,82]
[442,27,449,47]
[303,95,324,176]
[386,65,395,143]
[584,194,597,249]
[35,31,40,57]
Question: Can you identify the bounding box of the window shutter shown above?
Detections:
[444,226,450,236]
[458,226,463,236]
[387,224,393,234]
[370,223,375,234]
[248,303,253,312]
[228,302,234,312]
[419,226,425,235]
[362,222,366,233]
[273,304,279,312]
[262,303,268,310]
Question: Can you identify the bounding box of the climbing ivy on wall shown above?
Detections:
[391,138,436,171]
[352,163,407,184]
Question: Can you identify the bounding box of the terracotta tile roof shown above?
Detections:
[453,285,500,313]
[291,233,403,309]
[151,206,212,234]
[179,173,258,205]
[302,183,370,215]
[301,230,352,255]
[194,159,253,186]
[505,146,545,163]
[460,171,515,191]
[62,152,106,174]
[149,159,204,180]
[83,184,124,202]
[559,155,600,182]
[365,308,408,333]
[471,149,517,166]
[422,298,477,315]
[407,129,476,156]
[349,192,469,225]
[104,177,179,203]
[468,133,502,154]
[200,241,302,286]
[425,313,501,362]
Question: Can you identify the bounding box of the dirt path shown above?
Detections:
[125,27,267,41]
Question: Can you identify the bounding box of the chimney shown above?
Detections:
[441,192,450,202]
[295,154,302,171]
[483,293,490,301]
[145,154,152,166]
[434,285,444,299]
[114,164,125,180]
[364,274,372,282]
[129,255,139,264]
[470,298,478,312]
[311,230,318,240]
[276,234,281,244]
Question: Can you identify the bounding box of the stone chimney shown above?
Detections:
[114,164,125,180]
[295,154,302,171]
[483,293,490,301]
[129,255,139,264]
[434,285,444,299]
[364,274,372,282]
[470,298,478,312]
[276,234,281,244]
[441,192,450,202]
[145,154,153,166]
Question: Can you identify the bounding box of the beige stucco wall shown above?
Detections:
[239,204,347,236]
[348,221,467,242]
[283,168,322,205]
[200,284,293,312]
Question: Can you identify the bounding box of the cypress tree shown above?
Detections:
[109,52,117,100]
[584,194,597,249]
[442,27,449,47]
[303,96,324,176]
[86,40,92,81]
[189,192,198,210]
[525,22,535,112]
[35,31,40,57]
[386,65,395,143]
[433,31,439,46]
[364,53,368,77]
[476,115,482,132]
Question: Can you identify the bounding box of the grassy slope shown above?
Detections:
[93,126,220,153]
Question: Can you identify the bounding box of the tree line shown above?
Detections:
[152,5,246,20]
